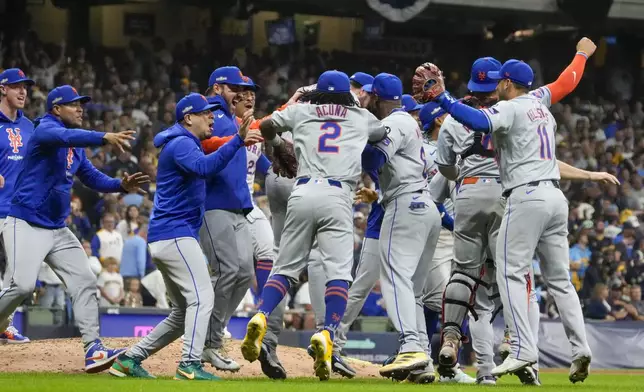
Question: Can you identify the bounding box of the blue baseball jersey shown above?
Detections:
[364,169,383,239]
[0,110,34,218]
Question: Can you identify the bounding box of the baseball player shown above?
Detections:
[426,45,618,384]
[0,85,147,372]
[241,70,387,381]
[200,66,256,372]
[428,39,601,384]
[360,73,441,380]
[110,93,262,380]
[0,68,34,344]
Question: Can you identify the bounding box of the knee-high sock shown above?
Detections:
[255,259,273,295]
[324,280,349,341]
[259,275,290,315]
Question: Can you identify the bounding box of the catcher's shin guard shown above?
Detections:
[441,268,488,338]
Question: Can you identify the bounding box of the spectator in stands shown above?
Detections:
[579,252,605,300]
[123,279,143,308]
[116,205,140,238]
[606,283,632,320]
[586,283,616,320]
[97,257,125,307]
[120,224,148,286]
[91,213,124,263]
[82,239,102,277]
[70,197,92,241]
[570,233,592,291]
[629,285,644,320]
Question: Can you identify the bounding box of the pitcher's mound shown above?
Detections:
[0,338,382,378]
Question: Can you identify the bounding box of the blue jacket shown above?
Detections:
[148,122,245,243]
[10,114,122,229]
[205,95,253,213]
[364,170,384,240]
[0,109,34,218]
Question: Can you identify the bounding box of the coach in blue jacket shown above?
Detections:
[110,93,261,380]
[0,85,148,374]
[200,66,257,371]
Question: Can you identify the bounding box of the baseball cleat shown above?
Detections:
[379,351,428,379]
[202,347,240,372]
[332,353,357,378]
[310,330,333,381]
[492,356,536,377]
[84,339,126,373]
[109,353,156,378]
[259,343,287,379]
[0,326,30,344]
[241,313,267,362]
[223,326,232,339]
[476,376,497,385]
[515,366,540,385]
[174,361,221,381]
[404,363,436,384]
[569,355,591,384]
[439,365,476,384]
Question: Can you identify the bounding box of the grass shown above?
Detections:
[1,372,643,392]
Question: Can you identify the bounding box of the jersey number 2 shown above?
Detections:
[318,121,341,153]
[536,124,553,160]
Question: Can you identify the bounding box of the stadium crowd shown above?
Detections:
[2,30,643,327]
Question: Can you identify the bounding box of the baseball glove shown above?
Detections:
[265,138,297,178]
[412,62,445,103]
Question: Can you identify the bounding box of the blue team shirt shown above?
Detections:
[0,110,34,218]
[365,168,383,239]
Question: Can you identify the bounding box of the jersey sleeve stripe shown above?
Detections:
[481,109,493,133]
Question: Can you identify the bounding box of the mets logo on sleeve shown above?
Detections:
[67,148,74,169]
[6,128,23,157]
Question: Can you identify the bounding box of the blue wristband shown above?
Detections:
[576,51,589,60]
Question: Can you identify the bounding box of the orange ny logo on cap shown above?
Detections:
[477,71,486,81]
[71,87,78,94]
[18,70,25,78]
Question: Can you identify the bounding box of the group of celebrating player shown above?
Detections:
[0,36,619,383]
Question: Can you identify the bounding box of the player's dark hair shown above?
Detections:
[350,80,363,89]
[298,90,357,107]
[463,92,498,108]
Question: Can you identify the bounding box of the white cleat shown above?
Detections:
[492,357,535,377]
[569,356,591,384]
[202,347,241,372]
[224,326,232,339]
[439,365,477,384]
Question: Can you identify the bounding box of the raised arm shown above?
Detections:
[542,38,596,105]
[35,124,106,147]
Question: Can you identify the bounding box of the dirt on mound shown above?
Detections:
[0,338,382,378]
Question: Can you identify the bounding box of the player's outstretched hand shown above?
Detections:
[354,187,379,204]
[238,109,255,140]
[589,171,620,185]
[103,130,136,154]
[121,172,151,194]
[577,37,597,58]
[412,62,445,103]
[244,129,264,146]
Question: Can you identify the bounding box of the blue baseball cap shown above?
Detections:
[208,66,253,88]
[245,77,261,91]
[370,73,402,100]
[350,72,374,87]
[316,70,350,93]
[467,57,502,93]
[402,94,423,112]
[0,68,34,86]
[176,93,217,121]
[419,102,446,131]
[47,85,91,111]
[487,59,534,88]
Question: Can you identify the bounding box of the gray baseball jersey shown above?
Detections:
[483,93,559,192]
[436,115,499,182]
[271,103,386,189]
[373,111,428,204]
[424,141,454,215]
